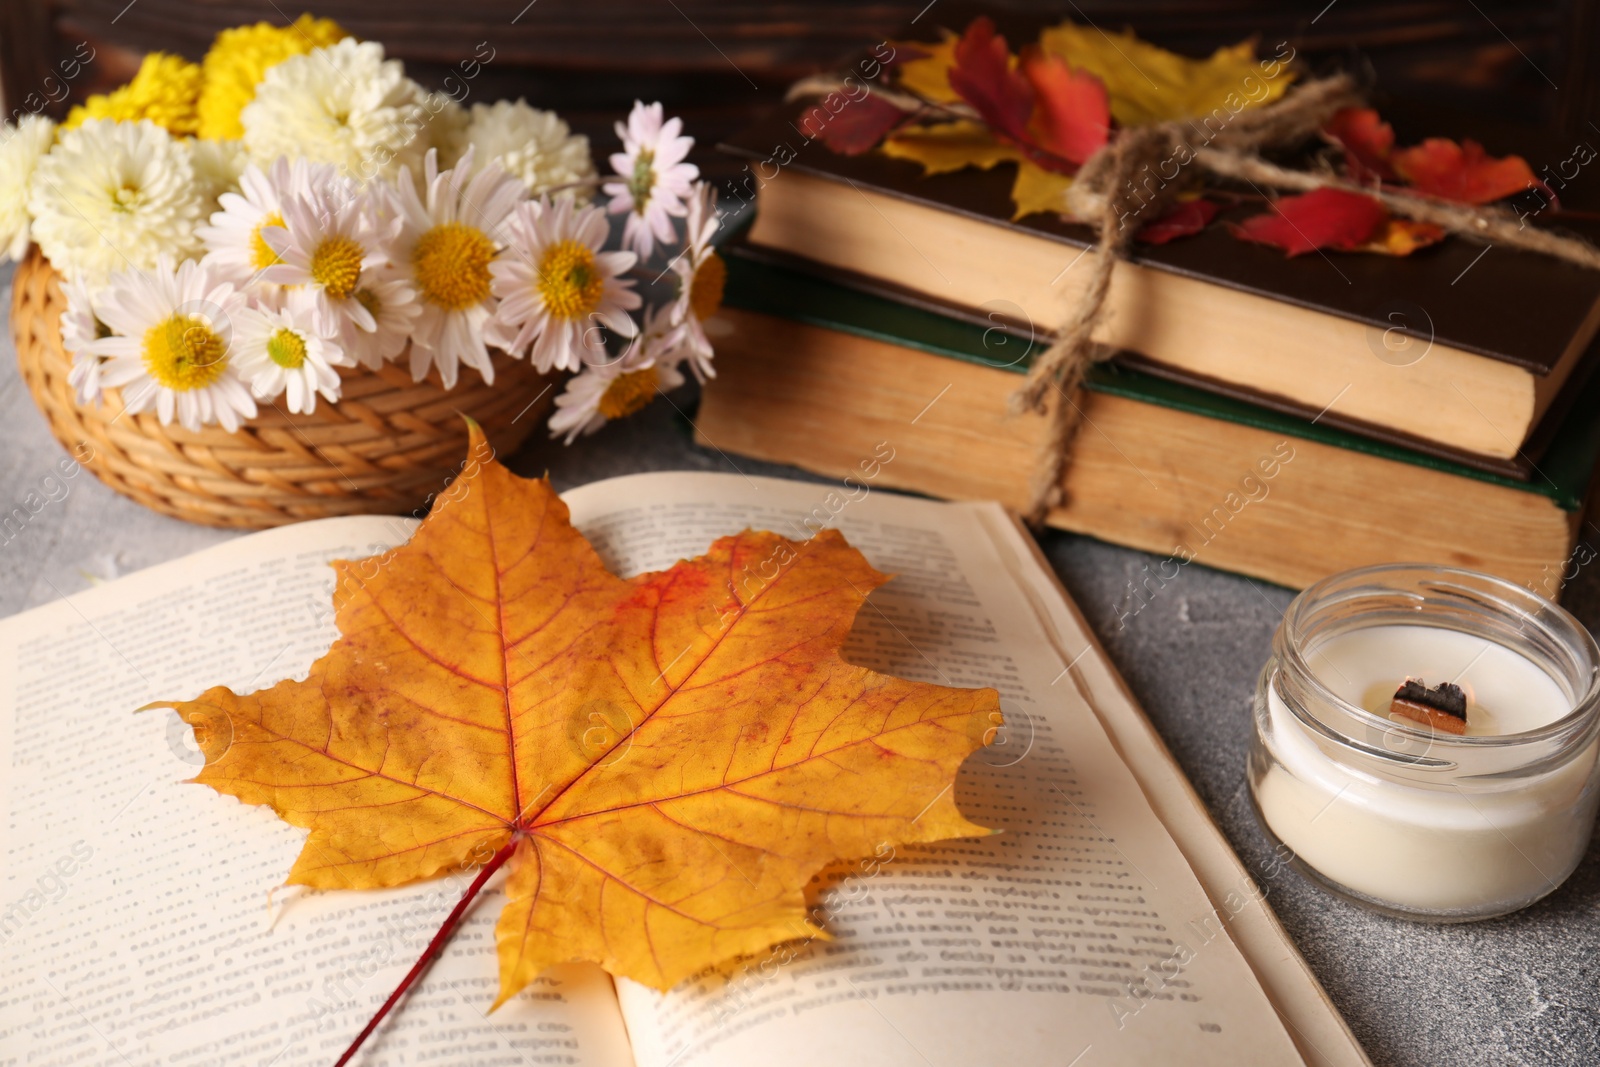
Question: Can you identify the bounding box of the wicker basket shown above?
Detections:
[12,249,553,529]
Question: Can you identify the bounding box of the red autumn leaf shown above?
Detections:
[1135,198,1222,244]
[809,94,913,154]
[1391,137,1537,204]
[1323,107,1396,183]
[947,16,1034,147]
[1020,47,1109,167]
[1229,188,1387,257]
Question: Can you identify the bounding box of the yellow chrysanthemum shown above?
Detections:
[64,52,203,136]
[196,14,348,141]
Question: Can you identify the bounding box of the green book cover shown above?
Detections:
[720,250,1600,512]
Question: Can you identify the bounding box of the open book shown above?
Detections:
[0,470,1369,1066]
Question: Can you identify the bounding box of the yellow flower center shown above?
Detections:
[355,287,381,317]
[598,366,660,421]
[690,251,726,322]
[250,211,285,271]
[266,327,307,369]
[412,222,495,310]
[537,240,605,321]
[142,314,227,391]
[310,235,365,300]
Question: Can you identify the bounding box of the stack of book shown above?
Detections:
[696,78,1600,591]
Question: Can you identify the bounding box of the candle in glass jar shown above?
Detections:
[1251,587,1600,921]
[1313,624,1570,734]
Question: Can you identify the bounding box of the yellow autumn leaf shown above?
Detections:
[1011,160,1074,219]
[893,28,962,103]
[881,120,1026,175]
[1358,218,1447,256]
[1038,22,1294,127]
[153,426,999,1032]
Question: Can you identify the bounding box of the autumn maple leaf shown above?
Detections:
[1323,107,1397,183]
[1323,108,1537,205]
[809,93,913,155]
[947,16,1035,147]
[151,427,998,1060]
[1020,47,1110,167]
[1230,188,1387,256]
[1037,20,1294,126]
[1392,137,1538,205]
[942,17,1109,176]
[1231,190,1445,258]
[1135,198,1222,244]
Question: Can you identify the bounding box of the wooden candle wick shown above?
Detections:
[1390,679,1468,734]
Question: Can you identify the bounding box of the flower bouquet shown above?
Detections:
[3,14,723,528]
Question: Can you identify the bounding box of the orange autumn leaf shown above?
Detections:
[942,18,1108,175]
[1358,217,1447,256]
[1322,106,1397,182]
[1020,47,1110,167]
[1391,137,1537,205]
[152,426,999,1018]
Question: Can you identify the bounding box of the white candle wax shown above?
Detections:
[1255,624,1597,914]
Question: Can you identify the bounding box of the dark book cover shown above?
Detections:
[718,4,1600,376]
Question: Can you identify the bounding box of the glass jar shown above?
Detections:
[1248,563,1600,921]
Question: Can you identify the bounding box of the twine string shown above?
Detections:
[787,71,1600,523]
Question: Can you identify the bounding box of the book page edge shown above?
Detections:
[968,503,1373,1067]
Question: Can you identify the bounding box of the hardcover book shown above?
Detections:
[697,254,1600,591]
[719,8,1600,470]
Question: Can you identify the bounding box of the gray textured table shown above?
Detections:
[3,263,1597,1067]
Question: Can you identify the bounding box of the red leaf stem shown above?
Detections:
[333,837,519,1067]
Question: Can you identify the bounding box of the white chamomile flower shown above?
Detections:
[199,156,339,286]
[488,195,640,374]
[86,256,257,431]
[240,39,431,184]
[27,119,205,287]
[341,273,422,369]
[548,305,684,444]
[393,147,527,388]
[463,99,596,199]
[233,289,348,414]
[0,115,55,262]
[667,181,724,381]
[259,180,403,353]
[603,100,698,259]
[61,275,108,405]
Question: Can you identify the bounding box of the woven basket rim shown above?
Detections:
[12,247,553,529]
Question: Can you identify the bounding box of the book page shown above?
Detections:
[970,509,1368,1067]
[0,517,635,1067]
[556,472,1306,1067]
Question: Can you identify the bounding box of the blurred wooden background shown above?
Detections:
[3,0,1596,180]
